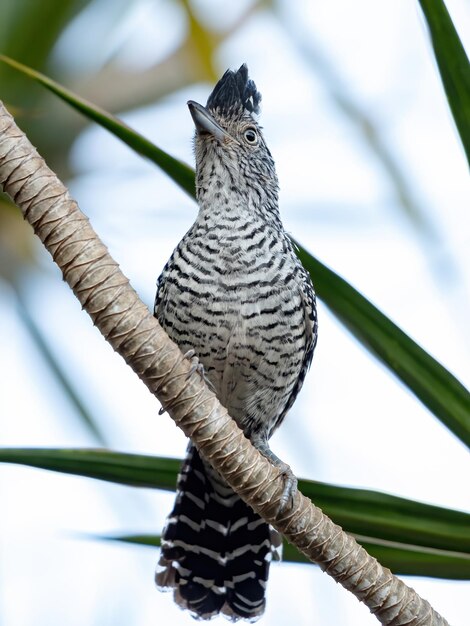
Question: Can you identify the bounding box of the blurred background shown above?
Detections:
[1,0,469,624]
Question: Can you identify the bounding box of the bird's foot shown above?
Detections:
[253,441,297,514]
[182,349,216,392]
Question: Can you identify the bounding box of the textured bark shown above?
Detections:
[0,101,449,626]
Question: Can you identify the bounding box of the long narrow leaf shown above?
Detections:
[1,56,469,446]
[0,55,195,198]
[418,0,470,165]
[1,448,469,555]
[0,447,180,490]
[102,533,470,581]
[295,244,470,447]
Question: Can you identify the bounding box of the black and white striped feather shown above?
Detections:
[156,445,281,620]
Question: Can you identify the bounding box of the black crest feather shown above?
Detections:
[206,64,261,116]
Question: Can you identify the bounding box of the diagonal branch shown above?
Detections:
[0,101,449,626]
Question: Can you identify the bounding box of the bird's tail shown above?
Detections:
[156,444,282,621]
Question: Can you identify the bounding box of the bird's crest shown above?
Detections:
[206,64,261,117]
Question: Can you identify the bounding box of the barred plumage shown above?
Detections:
[155,64,317,620]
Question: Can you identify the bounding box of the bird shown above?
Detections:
[154,64,318,621]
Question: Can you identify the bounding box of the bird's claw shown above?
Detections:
[253,441,298,514]
[275,461,298,513]
[183,349,216,392]
[183,349,203,378]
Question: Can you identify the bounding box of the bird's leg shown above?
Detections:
[251,437,298,513]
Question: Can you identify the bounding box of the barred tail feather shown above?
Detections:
[156,444,281,621]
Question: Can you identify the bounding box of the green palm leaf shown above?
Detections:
[1,447,469,576]
[103,533,470,581]
[418,0,470,165]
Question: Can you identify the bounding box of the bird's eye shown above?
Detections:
[243,128,258,144]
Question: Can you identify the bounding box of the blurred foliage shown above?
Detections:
[0,0,91,99]
[0,196,36,284]
[0,0,94,165]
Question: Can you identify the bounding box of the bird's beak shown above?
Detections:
[187,100,231,142]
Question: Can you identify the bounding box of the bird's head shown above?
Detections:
[188,65,279,213]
